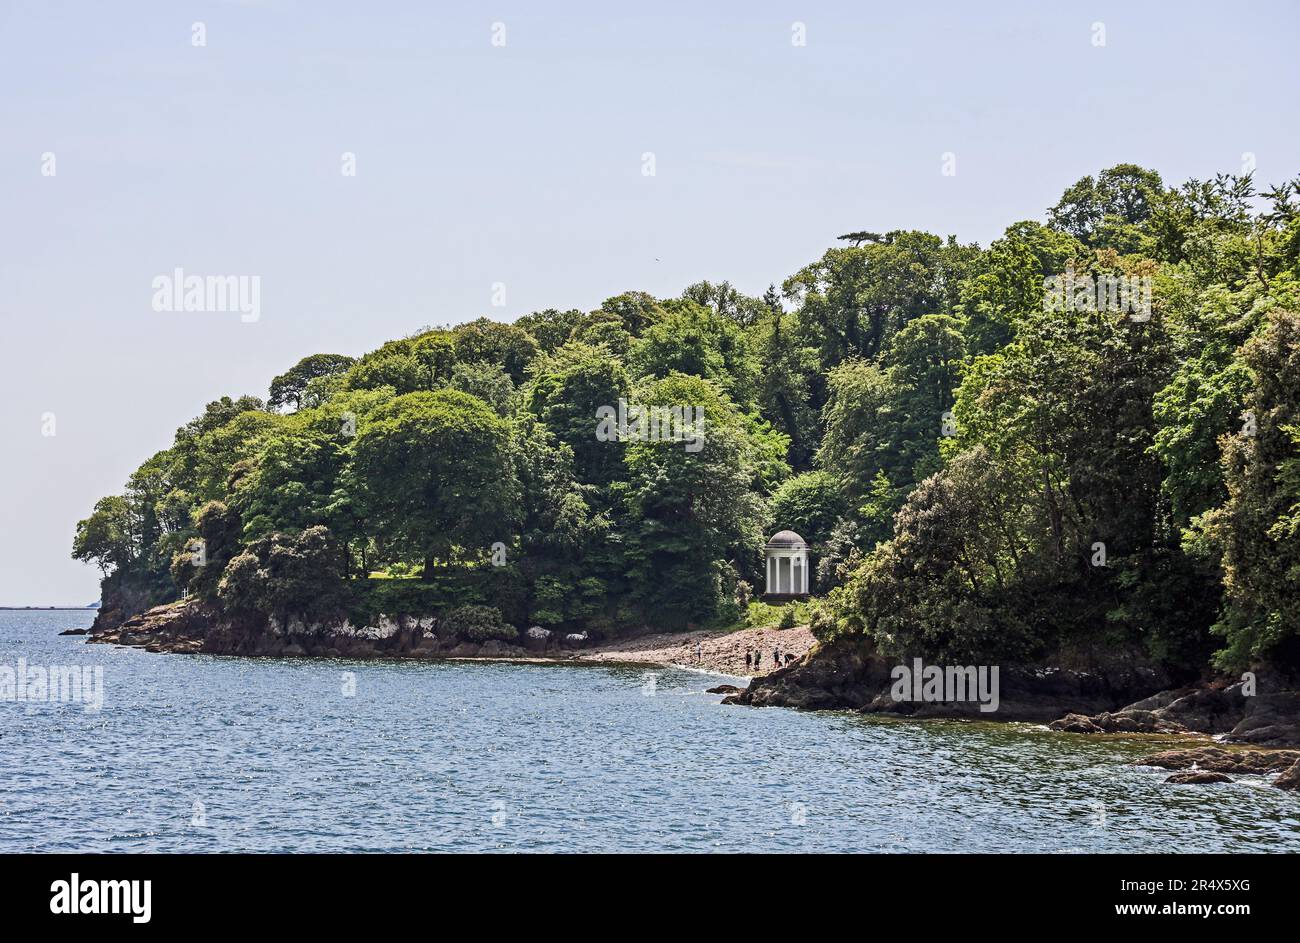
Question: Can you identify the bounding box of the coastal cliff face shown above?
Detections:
[89,580,164,637]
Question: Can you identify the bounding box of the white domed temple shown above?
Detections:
[763,530,810,599]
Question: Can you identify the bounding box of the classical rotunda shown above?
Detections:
[763,530,810,598]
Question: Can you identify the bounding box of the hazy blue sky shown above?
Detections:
[2,0,1298,603]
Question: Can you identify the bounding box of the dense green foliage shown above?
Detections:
[76,165,1300,674]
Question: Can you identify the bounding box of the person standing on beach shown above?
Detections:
[695,641,702,665]
[745,650,752,669]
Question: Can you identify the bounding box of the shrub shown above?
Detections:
[442,605,518,643]
[216,526,349,626]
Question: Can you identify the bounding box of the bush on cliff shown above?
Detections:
[441,605,518,643]
[217,526,349,627]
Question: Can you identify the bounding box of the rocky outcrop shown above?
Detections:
[1128,743,1300,796]
[1049,676,1300,747]
[1051,685,1242,735]
[1226,692,1300,746]
[724,641,894,711]
[1275,759,1300,791]
[1134,746,1300,791]
[1166,771,1232,785]
[706,684,743,695]
[89,580,164,636]
[89,599,536,661]
[1051,709,1186,735]
[724,640,1172,721]
[1133,746,1300,774]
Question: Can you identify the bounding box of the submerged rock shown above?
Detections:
[1165,770,1232,785]
[1133,746,1300,775]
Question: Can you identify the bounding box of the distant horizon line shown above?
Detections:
[0,604,99,610]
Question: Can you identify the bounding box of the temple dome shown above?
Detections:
[765,530,808,549]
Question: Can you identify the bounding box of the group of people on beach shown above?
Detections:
[686,641,797,671]
[745,648,794,670]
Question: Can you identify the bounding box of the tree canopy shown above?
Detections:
[77,163,1300,675]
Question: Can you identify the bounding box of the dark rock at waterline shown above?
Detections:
[1165,770,1233,785]
[707,684,743,695]
[1051,709,1187,735]
[1136,746,1300,793]
[1050,684,1246,735]
[724,640,1173,721]
[1049,679,1300,747]
[1133,746,1300,775]
[724,642,891,711]
[1274,759,1300,791]
[1227,692,1300,747]
[59,628,88,635]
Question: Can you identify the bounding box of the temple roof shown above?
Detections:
[765,529,808,549]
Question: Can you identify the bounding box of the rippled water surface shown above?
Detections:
[3,609,1299,852]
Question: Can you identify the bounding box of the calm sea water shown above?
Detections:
[3,608,1299,853]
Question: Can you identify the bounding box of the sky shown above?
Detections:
[1,0,1298,604]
